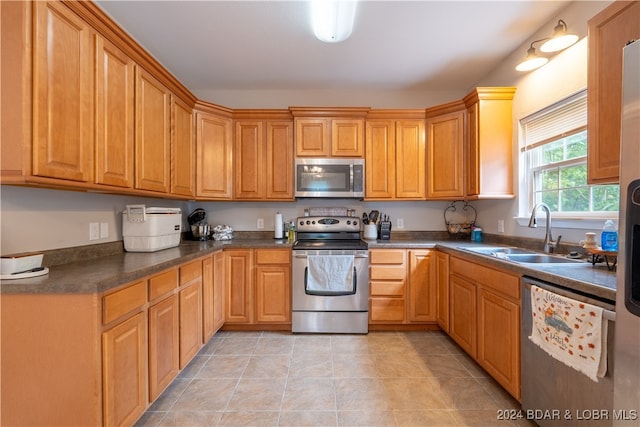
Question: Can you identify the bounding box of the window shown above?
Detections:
[521,90,619,215]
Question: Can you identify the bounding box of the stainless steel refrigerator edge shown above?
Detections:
[613,39,640,425]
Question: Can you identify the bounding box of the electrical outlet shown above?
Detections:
[257,218,264,229]
[397,218,405,229]
[100,222,109,238]
[89,222,100,241]
[497,219,505,233]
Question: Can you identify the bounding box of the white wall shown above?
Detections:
[0,1,614,256]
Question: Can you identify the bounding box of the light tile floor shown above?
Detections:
[136,330,537,427]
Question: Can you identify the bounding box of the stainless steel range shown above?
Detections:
[291,216,369,334]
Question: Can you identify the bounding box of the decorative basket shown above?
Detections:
[444,201,477,239]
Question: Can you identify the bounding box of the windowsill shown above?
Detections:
[514,214,619,230]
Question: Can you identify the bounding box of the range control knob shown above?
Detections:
[353,220,358,226]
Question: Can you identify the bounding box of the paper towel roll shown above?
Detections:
[274,212,283,239]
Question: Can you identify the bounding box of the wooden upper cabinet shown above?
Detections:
[463,87,516,199]
[95,34,135,188]
[365,120,396,199]
[135,67,171,193]
[170,96,195,197]
[32,1,93,182]
[291,107,369,157]
[365,111,426,200]
[587,1,640,184]
[425,102,465,199]
[234,111,294,200]
[235,121,265,199]
[332,119,364,157]
[195,105,233,199]
[295,118,330,156]
[395,120,426,199]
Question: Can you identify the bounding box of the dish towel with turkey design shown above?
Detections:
[529,285,608,382]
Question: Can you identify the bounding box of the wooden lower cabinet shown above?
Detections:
[449,274,477,357]
[148,295,179,402]
[202,255,215,341]
[225,249,254,323]
[449,256,521,400]
[102,312,148,427]
[477,287,520,399]
[224,248,291,326]
[213,250,226,331]
[369,249,436,325]
[179,260,204,368]
[255,249,291,323]
[435,251,450,332]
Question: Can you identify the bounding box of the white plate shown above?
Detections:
[1,267,49,280]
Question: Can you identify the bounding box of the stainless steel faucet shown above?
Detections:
[528,202,562,253]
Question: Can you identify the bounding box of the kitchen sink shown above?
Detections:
[504,254,582,264]
[459,246,583,264]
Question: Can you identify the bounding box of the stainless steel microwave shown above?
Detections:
[295,158,364,198]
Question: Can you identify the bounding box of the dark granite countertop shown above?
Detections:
[1,236,616,303]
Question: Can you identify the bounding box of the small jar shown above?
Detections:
[471,227,483,242]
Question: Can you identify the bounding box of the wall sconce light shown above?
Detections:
[540,20,579,53]
[311,0,358,43]
[516,19,578,72]
[515,40,549,72]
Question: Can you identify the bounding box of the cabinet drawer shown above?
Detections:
[149,268,178,301]
[370,298,405,322]
[370,249,405,264]
[370,265,405,280]
[179,260,202,285]
[450,257,520,301]
[255,249,290,265]
[103,281,147,324]
[371,281,405,297]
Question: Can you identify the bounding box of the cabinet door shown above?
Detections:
[365,120,396,199]
[255,265,291,323]
[213,250,226,332]
[234,121,264,199]
[408,250,436,323]
[195,111,233,199]
[135,67,170,193]
[395,120,425,199]
[179,281,203,368]
[148,295,179,402]
[102,312,147,427]
[435,252,450,332]
[477,288,520,400]
[426,110,464,199]
[331,119,364,157]
[587,1,640,184]
[202,256,215,342]
[266,121,294,199]
[33,1,92,182]
[94,35,134,188]
[171,96,195,197]
[295,118,330,156]
[449,274,477,357]
[464,88,515,199]
[225,249,253,323]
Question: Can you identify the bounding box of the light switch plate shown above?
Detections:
[100,222,109,238]
[89,222,100,240]
[257,218,264,229]
[498,219,505,233]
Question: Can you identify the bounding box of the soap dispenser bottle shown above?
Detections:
[601,220,618,251]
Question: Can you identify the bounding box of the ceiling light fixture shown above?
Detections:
[516,18,579,72]
[311,0,357,43]
[515,39,549,72]
[540,20,579,53]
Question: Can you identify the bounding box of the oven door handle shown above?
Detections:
[294,254,368,259]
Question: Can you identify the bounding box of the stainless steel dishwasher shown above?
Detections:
[521,276,616,426]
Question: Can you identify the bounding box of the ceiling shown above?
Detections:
[95,1,572,93]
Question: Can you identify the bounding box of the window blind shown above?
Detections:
[521,90,587,150]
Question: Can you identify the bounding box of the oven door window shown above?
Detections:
[304,254,357,296]
[297,164,351,193]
